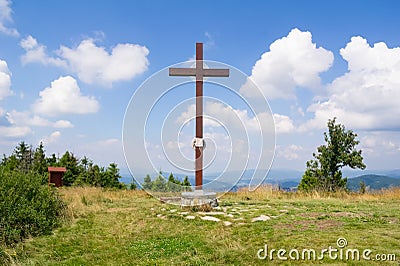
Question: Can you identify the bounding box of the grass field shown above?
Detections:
[3,186,400,265]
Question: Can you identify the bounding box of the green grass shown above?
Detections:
[5,187,400,265]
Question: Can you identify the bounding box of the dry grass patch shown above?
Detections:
[225,185,400,202]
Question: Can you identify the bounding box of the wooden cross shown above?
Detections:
[169,43,229,190]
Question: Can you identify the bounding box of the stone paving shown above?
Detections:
[154,202,290,226]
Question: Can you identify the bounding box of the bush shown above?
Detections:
[0,169,66,245]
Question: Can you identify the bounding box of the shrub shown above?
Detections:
[0,169,67,245]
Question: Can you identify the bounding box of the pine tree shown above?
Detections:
[142,174,152,190]
[152,173,167,192]
[182,176,192,191]
[298,118,366,192]
[32,142,47,176]
[14,141,32,173]
[59,151,80,186]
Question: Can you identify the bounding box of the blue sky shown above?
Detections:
[1,0,400,176]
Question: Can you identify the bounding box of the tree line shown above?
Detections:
[142,172,192,192]
[1,141,127,189]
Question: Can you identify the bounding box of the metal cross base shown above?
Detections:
[181,190,218,207]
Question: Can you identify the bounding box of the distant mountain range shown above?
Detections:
[120,168,400,192]
[346,174,400,191]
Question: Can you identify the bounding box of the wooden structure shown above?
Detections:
[169,43,229,190]
[48,167,66,187]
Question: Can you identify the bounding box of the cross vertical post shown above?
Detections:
[195,43,203,190]
[169,43,229,190]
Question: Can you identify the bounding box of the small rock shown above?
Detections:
[252,215,271,222]
[185,215,196,220]
[170,209,177,213]
[223,221,232,226]
[201,216,221,222]
[156,214,166,219]
[199,211,225,216]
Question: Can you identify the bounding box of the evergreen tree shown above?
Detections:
[102,163,122,188]
[59,151,80,186]
[298,118,366,192]
[152,173,167,192]
[14,141,32,173]
[46,153,58,166]
[167,172,182,192]
[182,176,192,191]
[359,181,367,194]
[142,174,152,190]
[32,142,47,176]
[129,179,137,190]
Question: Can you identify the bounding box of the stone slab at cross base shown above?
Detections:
[181,190,218,206]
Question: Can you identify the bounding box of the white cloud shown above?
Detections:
[58,39,149,86]
[0,59,13,99]
[33,76,100,116]
[241,28,333,99]
[302,36,400,131]
[176,102,291,135]
[361,133,400,156]
[41,131,61,144]
[0,110,31,138]
[273,114,295,134]
[0,125,31,138]
[53,120,74,128]
[0,0,18,36]
[20,35,66,67]
[6,110,74,128]
[277,144,303,160]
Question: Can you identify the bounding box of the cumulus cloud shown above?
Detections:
[19,36,149,87]
[241,28,333,99]
[6,110,74,128]
[176,102,294,135]
[302,36,400,131]
[361,133,400,156]
[20,36,66,67]
[58,39,149,86]
[33,76,100,116]
[41,131,61,144]
[276,144,303,160]
[0,0,18,36]
[0,59,13,99]
[176,102,273,133]
[0,109,31,138]
[0,125,31,138]
[273,114,295,134]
